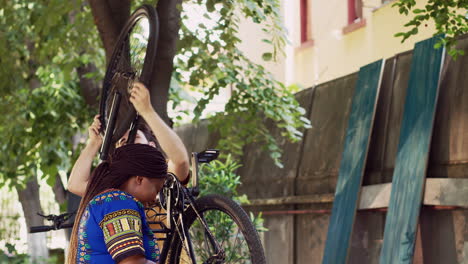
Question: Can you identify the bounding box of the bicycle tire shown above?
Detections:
[169,194,266,264]
[99,4,159,149]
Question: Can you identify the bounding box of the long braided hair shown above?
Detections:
[66,144,167,264]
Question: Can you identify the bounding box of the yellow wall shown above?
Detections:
[292,0,437,88]
[237,8,287,84]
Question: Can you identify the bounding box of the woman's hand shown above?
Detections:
[68,114,102,196]
[88,114,103,147]
[130,82,153,117]
[130,81,190,182]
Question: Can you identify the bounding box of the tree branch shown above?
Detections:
[151,0,183,127]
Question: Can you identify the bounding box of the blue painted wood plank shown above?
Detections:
[322,60,384,264]
[379,37,445,264]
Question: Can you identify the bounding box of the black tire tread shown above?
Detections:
[99,4,159,146]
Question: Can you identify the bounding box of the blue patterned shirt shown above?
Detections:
[76,189,159,263]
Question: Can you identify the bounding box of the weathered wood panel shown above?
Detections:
[364,58,398,185]
[297,74,357,195]
[380,37,445,264]
[323,60,384,264]
[238,88,315,199]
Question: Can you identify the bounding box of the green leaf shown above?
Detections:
[394,32,405,38]
[206,0,215,12]
[262,52,272,61]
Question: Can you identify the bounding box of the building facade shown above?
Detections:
[239,0,438,88]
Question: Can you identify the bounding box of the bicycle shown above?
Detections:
[146,149,266,263]
[31,4,266,263]
[30,149,266,263]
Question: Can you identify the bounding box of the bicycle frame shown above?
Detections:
[147,150,219,263]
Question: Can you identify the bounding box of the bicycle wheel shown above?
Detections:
[99,4,159,151]
[169,194,266,264]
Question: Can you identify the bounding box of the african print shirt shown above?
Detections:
[76,189,160,263]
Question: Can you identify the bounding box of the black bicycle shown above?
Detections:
[30,4,266,263]
[30,149,266,263]
[146,149,266,263]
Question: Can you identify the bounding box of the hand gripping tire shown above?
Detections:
[99,5,159,159]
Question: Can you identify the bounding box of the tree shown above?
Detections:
[393,0,468,58]
[0,0,309,257]
[0,0,100,259]
[175,0,310,167]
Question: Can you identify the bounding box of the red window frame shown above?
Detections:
[342,0,366,34]
[348,0,357,24]
[300,0,310,44]
[347,0,363,24]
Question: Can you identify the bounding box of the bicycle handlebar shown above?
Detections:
[30,226,53,233]
[29,223,74,233]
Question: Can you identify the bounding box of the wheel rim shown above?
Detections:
[178,207,254,264]
[99,5,158,148]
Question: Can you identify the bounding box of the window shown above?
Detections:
[343,0,366,34]
[347,0,363,24]
[300,0,313,44]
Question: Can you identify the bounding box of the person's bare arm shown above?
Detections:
[68,115,102,196]
[130,82,190,182]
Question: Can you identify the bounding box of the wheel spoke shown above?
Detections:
[230,229,249,263]
[171,195,265,264]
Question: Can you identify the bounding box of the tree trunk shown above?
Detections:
[69,3,101,107]
[151,0,183,127]
[89,0,131,62]
[77,63,100,107]
[89,0,181,126]
[16,176,49,261]
[52,174,67,205]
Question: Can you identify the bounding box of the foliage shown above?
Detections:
[0,0,310,185]
[198,155,246,201]
[393,0,468,58]
[0,243,59,264]
[0,0,304,254]
[194,155,266,260]
[198,155,266,228]
[173,0,311,167]
[0,0,103,189]
[0,213,21,244]
[0,243,30,264]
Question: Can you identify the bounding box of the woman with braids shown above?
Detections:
[68,83,189,264]
[67,144,167,264]
[68,81,190,197]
